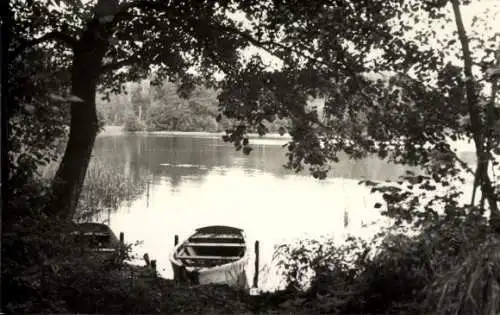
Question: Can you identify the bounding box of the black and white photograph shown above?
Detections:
[2,0,500,314]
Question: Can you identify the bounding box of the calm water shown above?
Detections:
[90,133,476,291]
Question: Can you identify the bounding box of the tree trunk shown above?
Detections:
[47,20,111,221]
[451,0,500,229]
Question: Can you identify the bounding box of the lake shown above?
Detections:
[89,132,477,291]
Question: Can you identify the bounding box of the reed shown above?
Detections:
[40,156,150,222]
[76,156,150,221]
[429,234,500,315]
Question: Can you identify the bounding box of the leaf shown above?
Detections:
[257,124,267,136]
[485,66,500,79]
[24,104,36,114]
[378,149,388,159]
[374,202,383,209]
[278,127,286,136]
[362,180,378,187]
[243,147,253,155]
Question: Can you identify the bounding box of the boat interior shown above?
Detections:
[175,226,247,267]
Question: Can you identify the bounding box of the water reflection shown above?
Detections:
[94,134,444,189]
[90,133,477,291]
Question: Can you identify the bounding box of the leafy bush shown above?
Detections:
[3,178,250,314]
[426,234,500,315]
[2,214,250,314]
[272,206,491,314]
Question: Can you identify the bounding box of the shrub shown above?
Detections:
[3,179,250,314]
[426,234,500,315]
[272,206,491,314]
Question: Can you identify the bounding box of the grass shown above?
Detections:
[40,155,151,222]
[76,156,151,221]
[428,234,500,315]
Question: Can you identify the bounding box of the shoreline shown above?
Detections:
[98,125,477,153]
[98,125,293,140]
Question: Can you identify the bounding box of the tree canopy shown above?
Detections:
[8,0,500,226]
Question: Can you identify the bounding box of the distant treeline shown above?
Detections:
[96,80,290,133]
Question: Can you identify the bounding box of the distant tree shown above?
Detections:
[11,0,299,220]
[129,82,149,122]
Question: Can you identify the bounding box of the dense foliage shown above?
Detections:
[273,203,490,314]
[97,79,291,133]
[11,0,499,223]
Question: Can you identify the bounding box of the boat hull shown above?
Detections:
[171,255,249,289]
[170,225,249,290]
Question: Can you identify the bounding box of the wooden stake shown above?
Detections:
[119,232,125,259]
[253,240,260,288]
[151,260,157,278]
[174,234,179,246]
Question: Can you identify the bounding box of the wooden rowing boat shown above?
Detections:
[170,225,249,289]
[70,223,121,257]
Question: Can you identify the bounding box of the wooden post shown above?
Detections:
[174,234,179,246]
[151,260,157,278]
[253,240,260,288]
[119,232,125,259]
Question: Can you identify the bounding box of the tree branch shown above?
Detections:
[10,31,77,60]
[111,0,175,26]
[451,0,499,219]
[107,2,483,191]
[484,47,500,165]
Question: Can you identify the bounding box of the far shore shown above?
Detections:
[98,125,293,140]
[98,125,477,153]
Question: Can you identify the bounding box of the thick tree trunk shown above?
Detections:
[47,20,110,221]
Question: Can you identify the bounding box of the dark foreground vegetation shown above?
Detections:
[4,191,499,314]
[4,0,500,313]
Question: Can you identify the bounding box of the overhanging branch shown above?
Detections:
[207,21,379,114]
[112,0,175,26]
